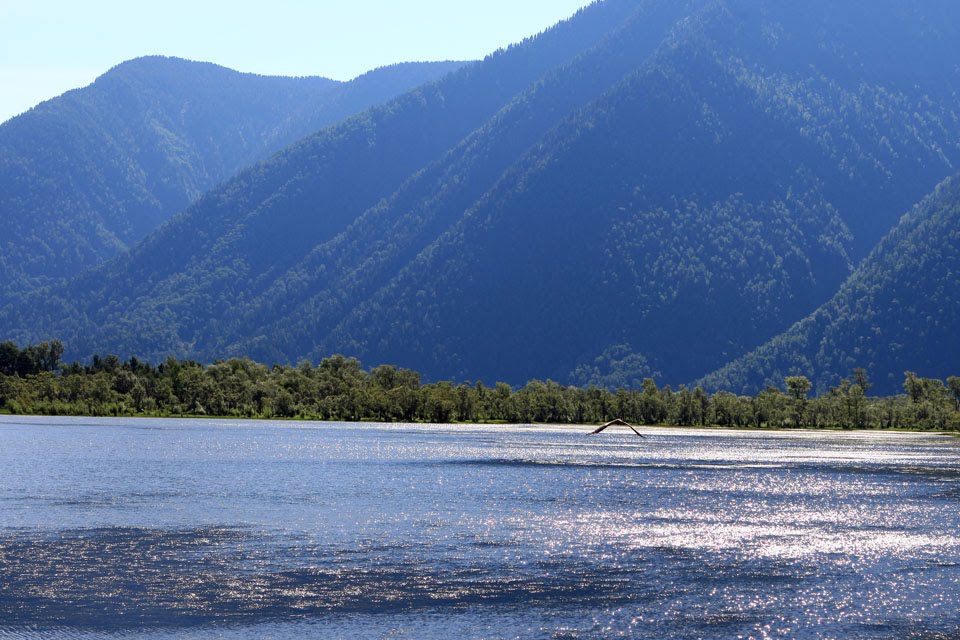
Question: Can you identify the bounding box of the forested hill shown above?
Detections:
[700,175,960,396]
[4,0,960,389]
[0,57,463,300]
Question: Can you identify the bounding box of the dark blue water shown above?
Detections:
[1,416,959,639]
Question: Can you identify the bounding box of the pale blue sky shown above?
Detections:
[0,0,594,123]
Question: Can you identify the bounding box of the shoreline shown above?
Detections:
[1,412,956,437]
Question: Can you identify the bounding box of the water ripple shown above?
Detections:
[1,419,959,638]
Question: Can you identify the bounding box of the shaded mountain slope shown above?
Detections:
[0,56,463,299]
[700,175,960,396]
[0,0,660,358]
[300,0,960,384]
[215,0,706,364]
[4,0,960,388]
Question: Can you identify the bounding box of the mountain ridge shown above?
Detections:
[307,0,960,385]
[3,0,960,390]
[0,55,464,300]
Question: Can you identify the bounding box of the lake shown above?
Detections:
[1,416,958,639]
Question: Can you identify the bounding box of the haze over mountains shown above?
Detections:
[0,57,463,299]
[3,0,960,393]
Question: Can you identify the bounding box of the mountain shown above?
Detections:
[0,56,464,300]
[700,175,960,396]
[4,0,960,388]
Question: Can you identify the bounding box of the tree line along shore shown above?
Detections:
[1,341,959,431]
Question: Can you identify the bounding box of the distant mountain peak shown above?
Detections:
[0,56,466,301]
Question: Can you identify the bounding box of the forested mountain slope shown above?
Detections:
[700,175,960,396]
[4,0,960,388]
[0,57,462,300]
[319,0,960,385]
[0,0,659,360]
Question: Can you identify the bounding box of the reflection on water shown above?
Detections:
[1,417,959,639]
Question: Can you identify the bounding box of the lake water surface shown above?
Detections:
[1,416,959,639]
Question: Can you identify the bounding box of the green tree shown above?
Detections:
[948,376,960,411]
[423,382,458,423]
[846,383,867,429]
[0,341,19,376]
[904,371,924,404]
[639,378,666,424]
[785,375,812,426]
[785,376,812,401]
[753,387,789,428]
[852,368,872,393]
